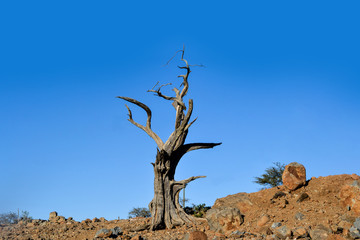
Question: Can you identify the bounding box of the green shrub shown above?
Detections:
[190,203,211,218]
[128,207,151,218]
[254,162,285,188]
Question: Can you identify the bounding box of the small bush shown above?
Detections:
[0,212,18,225]
[183,203,211,218]
[20,211,32,222]
[254,162,285,188]
[128,207,151,218]
[0,211,33,225]
[192,203,211,218]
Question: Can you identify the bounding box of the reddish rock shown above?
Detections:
[130,235,144,240]
[81,218,92,224]
[327,234,347,240]
[339,180,360,215]
[213,192,253,214]
[257,215,270,227]
[49,211,58,222]
[351,174,360,180]
[184,230,208,240]
[282,162,306,190]
[206,207,244,234]
[57,216,66,223]
[293,227,308,238]
[273,225,291,239]
[309,228,330,240]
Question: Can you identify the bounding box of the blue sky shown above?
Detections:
[1,1,359,221]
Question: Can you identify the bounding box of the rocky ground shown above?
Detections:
[1,169,360,239]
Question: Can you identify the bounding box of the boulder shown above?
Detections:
[205,207,244,234]
[212,192,253,214]
[49,211,58,221]
[294,212,305,221]
[282,162,306,190]
[340,180,360,215]
[94,228,112,238]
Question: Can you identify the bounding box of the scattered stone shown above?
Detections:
[92,217,100,222]
[265,235,277,240]
[206,207,244,234]
[127,223,150,232]
[340,180,360,215]
[111,226,122,235]
[183,230,208,240]
[273,225,291,239]
[99,217,107,222]
[272,191,286,199]
[257,215,270,227]
[297,192,310,202]
[282,162,306,190]
[327,235,348,240]
[271,222,282,228]
[294,212,305,221]
[81,218,92,224]
[354,218,360,229]
[293,227,308,238]
[130,235,144,240]
[349,218,360,239]
[349,227,360,239]
[309,228,330,240]
[229,230,245,237]
[57,216,66,223]
[94,228,112,238]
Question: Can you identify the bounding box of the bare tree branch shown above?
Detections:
[171,175,206,187]
[117,96,164,149]
[147,82,186,109]
[181,142,222,154]
[165,48,184,66]
[184,117,197,131]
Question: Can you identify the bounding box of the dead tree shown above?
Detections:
[117,48,221,230]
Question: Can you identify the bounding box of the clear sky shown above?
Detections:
[1,1,359,221]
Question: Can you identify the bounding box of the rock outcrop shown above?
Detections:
[340,180,360,216]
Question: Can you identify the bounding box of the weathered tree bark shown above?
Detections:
[117,47,221,230]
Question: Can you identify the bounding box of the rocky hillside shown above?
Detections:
[1,163,360,240]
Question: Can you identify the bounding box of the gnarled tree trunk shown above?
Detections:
[118,47,221,230]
